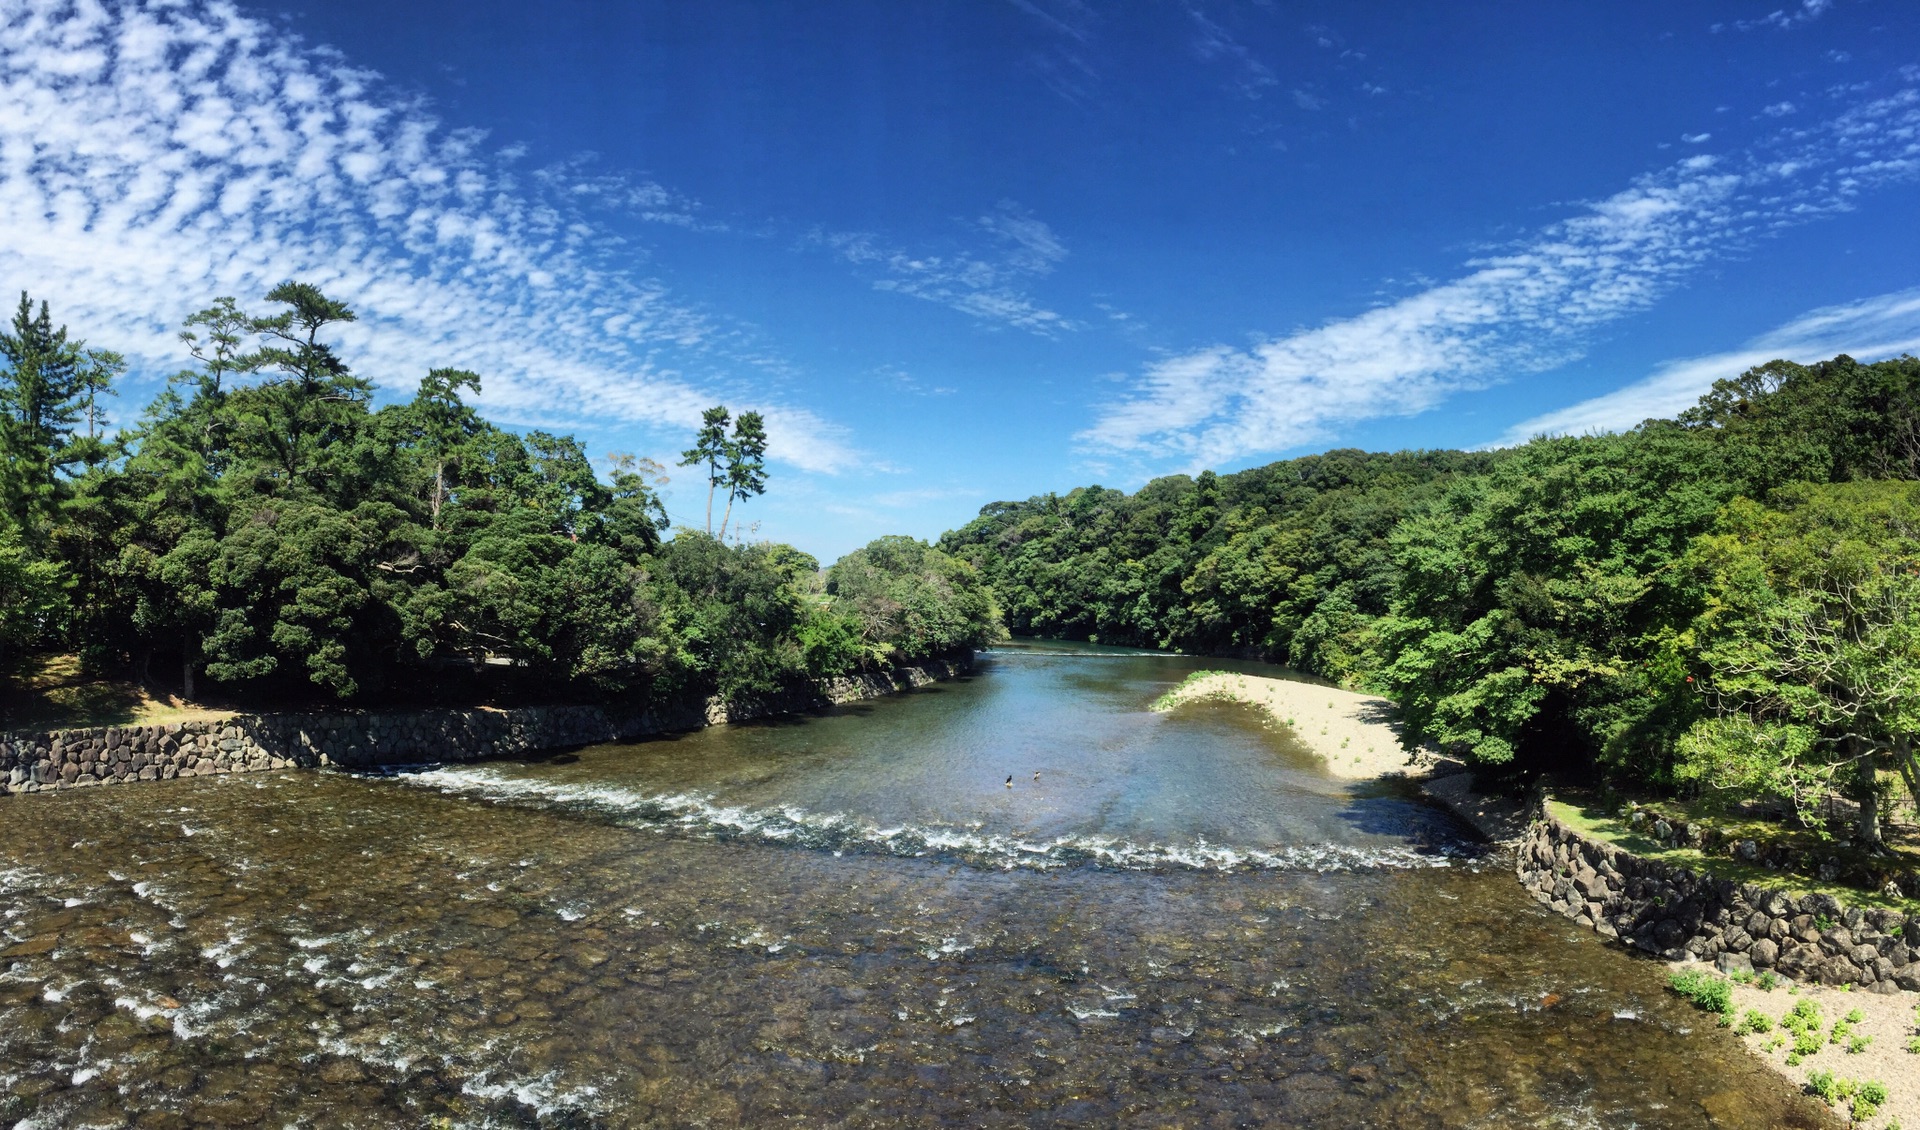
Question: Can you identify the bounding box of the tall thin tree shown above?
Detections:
[679,405,730,534]
[0,293,82,535]
[247,281,364,492]
[717,411,768,542]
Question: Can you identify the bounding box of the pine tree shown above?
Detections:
[0,292,84,538]
[717,411,768,542]
[678,405,731,534]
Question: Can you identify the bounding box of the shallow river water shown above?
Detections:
[0,643,1834,1128]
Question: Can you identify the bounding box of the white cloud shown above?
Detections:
[1081,77,1920,469]
[1727,0,1833,31]
[806,201,1075,334]
[0,0,859,473]
[1490,288,1920,445]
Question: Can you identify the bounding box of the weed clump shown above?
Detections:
[1782,998,1825,1063]
[1667,969,1733,1023]
[1804,1072,1888,1122]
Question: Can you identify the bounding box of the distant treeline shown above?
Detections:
[941,356,1920,834]
[0,283,1002,712]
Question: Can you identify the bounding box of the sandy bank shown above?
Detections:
[1152,671,1435,781]
[1673,961,1920,1127]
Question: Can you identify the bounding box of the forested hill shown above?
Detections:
[0,284,1002,720]
[941,355,1920,797]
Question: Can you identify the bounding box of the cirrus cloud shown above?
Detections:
[1080,74,1920,470]
[1490,287,1920,446]
[0,0,858,472]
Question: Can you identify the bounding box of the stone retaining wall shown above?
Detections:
[0,655,972,796]
[1518,798,1920,993]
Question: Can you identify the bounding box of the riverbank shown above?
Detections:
[1526,800,1920,1125]
[1152,670,1432,780]
[0,656,972,796]
[1150,671,1531,842]
[1699,963,1920,1128]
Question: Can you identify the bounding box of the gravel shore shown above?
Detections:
[1693,962,1920,1129]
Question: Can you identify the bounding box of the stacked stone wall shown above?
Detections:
[0,655,971,796]
[1517,799,1920,993]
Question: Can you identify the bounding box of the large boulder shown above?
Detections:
[1715,952,1755,977]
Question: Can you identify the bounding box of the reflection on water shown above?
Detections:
[0,645,1833,1127]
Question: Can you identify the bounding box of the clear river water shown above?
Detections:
[0,642,1834,1127]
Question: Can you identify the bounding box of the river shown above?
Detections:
[0,642,1831,1127]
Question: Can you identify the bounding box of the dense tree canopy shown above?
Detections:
[1679,481,1920,840]
[8,276,1916,829]
[0,285,998,716]
[941,354,1920,800]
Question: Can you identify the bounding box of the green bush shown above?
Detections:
[1783,998,1826,1059]
[1667,969,1733,1019]
[1804,1072,1890,1122]
[1738,1009,1773,1035]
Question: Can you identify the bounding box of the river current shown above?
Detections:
[0,643,1832,1127]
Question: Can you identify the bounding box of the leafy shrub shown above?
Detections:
[1804,1072,1890,1122]
[1783,998,1826,1059]
[1668,969,1733,1019]
[1739,1009,1773,1035]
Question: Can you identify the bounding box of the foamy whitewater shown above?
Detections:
[390,765,1467,873]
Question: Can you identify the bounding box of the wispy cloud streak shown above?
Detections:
[1718,0,1833,32]
[1081,73,1920,468]
[0,0,857,471]
[1490,288,1920,445]
[806,201,1075,333]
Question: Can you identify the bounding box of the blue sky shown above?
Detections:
[0,0,1917,560]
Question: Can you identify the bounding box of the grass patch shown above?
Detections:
[1,654,234,733]
[1547,798,1920,914]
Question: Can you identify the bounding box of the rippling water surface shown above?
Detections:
[0,643,1833,1127]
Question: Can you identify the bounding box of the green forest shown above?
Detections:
[0,284,1002,717]
[5,279,1917,840]
[940,355,1920,836]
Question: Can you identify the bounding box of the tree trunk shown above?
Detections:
[1854,755,1882,846]
[1898,739,1920,817]
[182,631,195,701]
[719,493,735,543]
[704,467,716,534]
